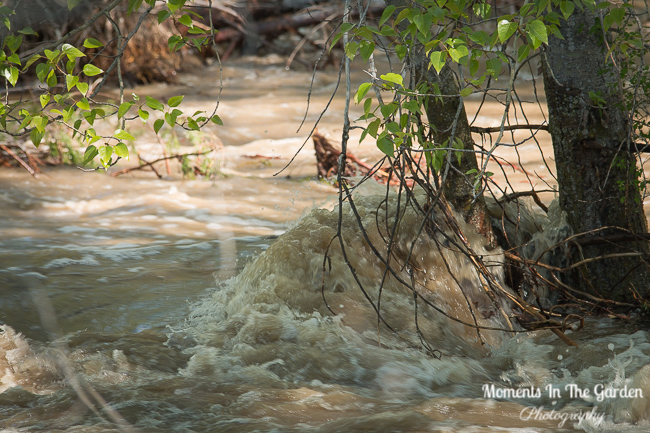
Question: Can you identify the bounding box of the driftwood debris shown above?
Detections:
[312,131,394,184]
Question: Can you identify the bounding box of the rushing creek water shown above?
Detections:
[2,56,650,432]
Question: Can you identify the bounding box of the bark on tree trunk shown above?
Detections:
[543,7,649,302]
[416,63,496,247]
[385,0,495,246]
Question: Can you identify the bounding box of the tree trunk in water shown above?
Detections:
[416,63,495,247]
[385,0,495,245]
[543,8,649,302]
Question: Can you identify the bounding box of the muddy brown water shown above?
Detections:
[1,55,650,432]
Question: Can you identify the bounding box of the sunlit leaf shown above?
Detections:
[62,43,85,60]
[497,19,517,43]
[40,94,50,108]
[77,97,90,110]
[114,142,129,159]
[187,118,200,130]
[83,38,104,48]
[118,102,133,119]
[82,64,103,76]
[98,145,112,167]
[66,74,79,91]
[526,20,548,46]
[168,95,184,107]
[138,109,149,123]
[114,129,135,141]
[380,72,403,87]
[76,81,88,96]
[178,14,193,27]
[430,51,446,74]
[146,96,164,111]
[355,83,372,104]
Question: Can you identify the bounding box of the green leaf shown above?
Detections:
[380,102,398,118]
[344,41,358,61]
[30,128,44,147]
[187,118,200,130]
[394,44,407,61]
[44,49,60,62]
[18,27,37,36]
[1,66,19,86]
[7,53,20,65]
[497,19,518,43]
[486,57,502,78]
[31,115,47,132]
[165,109,182,126]
[46,69,57,87]
[118,102,133,119]
[146,96,164,111]
[84,110,96,125]
[67,0,82,10]
[379,5,396,26]
[114,142,129,159]
[430,51,446,74]
[526,20,548,46]
[469,59,479,76]
[62,43,85,60]
[168,35,184,52]
[83,38,104,48]
[448,45,469,63]
[72,119,82,137]
[40,93,50,108]
[331,23,354,50]
[63,106,75,122]
[24,54,42,70]
[36,63,51,83]
[517,45,531,63]
[367,118,380,138]
[168,95,184,107]
[82,64,103,76]
[66,59,75,74]
[83,145,99,165]
[98,145,112,167]
[472,2,492,19]
[157,10,172,24]
[77,97,90,110]
[66,74,79,91]
[380,72,403,87]
[138,108,149,123]
[114,129,135,141]
[377,133,394,157]
[608,7,625,25]
[127,0,144,15]
[211,115,223,125]
[363,97,372,116]
[154,118,164,134]
[355,83,372,104]
[359,41,375,62]
[178,14,193,27]
[76,81,88,96]
[460,87,472,97]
